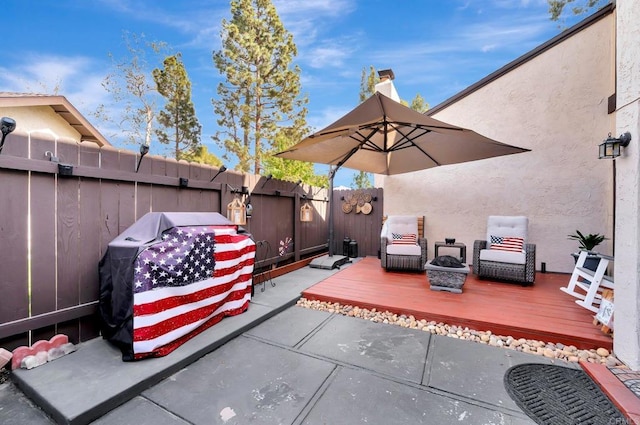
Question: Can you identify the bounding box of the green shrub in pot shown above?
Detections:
[567,230,607,251]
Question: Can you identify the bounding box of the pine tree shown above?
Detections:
[410,93,429,114]
[548,0,607,21]
[179,145,223,167]
[212,0,308,176]
[153,54,203,159]
[359,66,378,102]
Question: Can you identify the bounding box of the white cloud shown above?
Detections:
[307,104,352,131]
[307,46,352,69]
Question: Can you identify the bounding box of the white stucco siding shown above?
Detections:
[383,14,615,274]
[613,0,640,370]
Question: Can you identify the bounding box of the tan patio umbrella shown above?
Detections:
[277,92,529,175]
[275,92,530,268]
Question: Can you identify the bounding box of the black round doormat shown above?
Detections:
[504,363,626,425]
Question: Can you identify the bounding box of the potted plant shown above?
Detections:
[568,230,607,271]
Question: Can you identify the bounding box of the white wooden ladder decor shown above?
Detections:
[560,251,614,313]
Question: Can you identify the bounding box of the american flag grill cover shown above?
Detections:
[99,212,255,361]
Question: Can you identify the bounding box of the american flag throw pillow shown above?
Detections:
[490,235,524,252]
[392,233,417,245]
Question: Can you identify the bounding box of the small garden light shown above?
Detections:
[136,143,150,172]
[210,165,227,182]
[0,116,17,155]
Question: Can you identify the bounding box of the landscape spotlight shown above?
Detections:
[0,117,17,154]
[210,165,227,182]
[136,143,150,173]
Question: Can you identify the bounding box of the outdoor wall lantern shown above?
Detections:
[599,132,632,159]
[136,143,150,172]
[245,195,253,219]
[0,116,17,155]
[300,202,313,222]
[210,165,227,182]
[227,195,247,225]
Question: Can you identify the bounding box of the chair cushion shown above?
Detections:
[387,243,422,256]
[386,216,418,237]
[480,248,526,265]
[486,216,528,247]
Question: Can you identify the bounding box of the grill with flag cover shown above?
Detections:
[99,212,255,361]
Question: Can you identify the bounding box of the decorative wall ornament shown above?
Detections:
[341,191,374,215]
[227,196,246,225]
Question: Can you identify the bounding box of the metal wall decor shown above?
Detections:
[341,191,373,215]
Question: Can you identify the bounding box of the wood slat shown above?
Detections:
[302,257,612,350]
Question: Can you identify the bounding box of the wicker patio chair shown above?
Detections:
[472,215,536,285]
[380,215,427,272]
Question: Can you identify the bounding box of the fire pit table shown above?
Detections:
[425,262,470,294]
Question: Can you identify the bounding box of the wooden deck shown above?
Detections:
[302,257,613,350]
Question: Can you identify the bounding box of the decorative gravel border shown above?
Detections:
[296,298,624,367]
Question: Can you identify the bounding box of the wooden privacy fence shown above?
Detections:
[0,134,330,350]
[332,188,385,258]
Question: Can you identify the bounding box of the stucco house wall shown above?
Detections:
[0,94,109,149]
[612,0,640,370]
[0,105,83,142]
[380,9,615,274]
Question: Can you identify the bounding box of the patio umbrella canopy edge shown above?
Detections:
[276,92,530,176]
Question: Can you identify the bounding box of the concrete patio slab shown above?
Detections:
[10,302,277,425]
[142,336,335,425]
[245,306,332,347]
[0,381,52,425]
[424,335,580,412]
[91,396,189,425]
[299,366,513,425]
[7,263,346,425]
[299,314,431,384]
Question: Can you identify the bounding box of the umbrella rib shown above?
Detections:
[384,123,442,166]
[352,127,384,152]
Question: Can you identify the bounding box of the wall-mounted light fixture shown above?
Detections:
[599,132,632,159]
[260,174,273,188]
[227,184,249,195]
[0,117,17,155]
[245,195,253,219]
[227,196,247,225]
[179,177,189,188]
[136,143,150,172]
[300,202,313,222]
[210,165,227,182]
[58,163,74,176]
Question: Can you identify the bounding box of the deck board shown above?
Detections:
[302,257,613,350]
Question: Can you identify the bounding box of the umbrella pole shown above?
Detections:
[308,165,349,269]
[328,165,335,257]
[309,148,360,269]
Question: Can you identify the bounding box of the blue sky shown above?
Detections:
[1,0,584,187]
